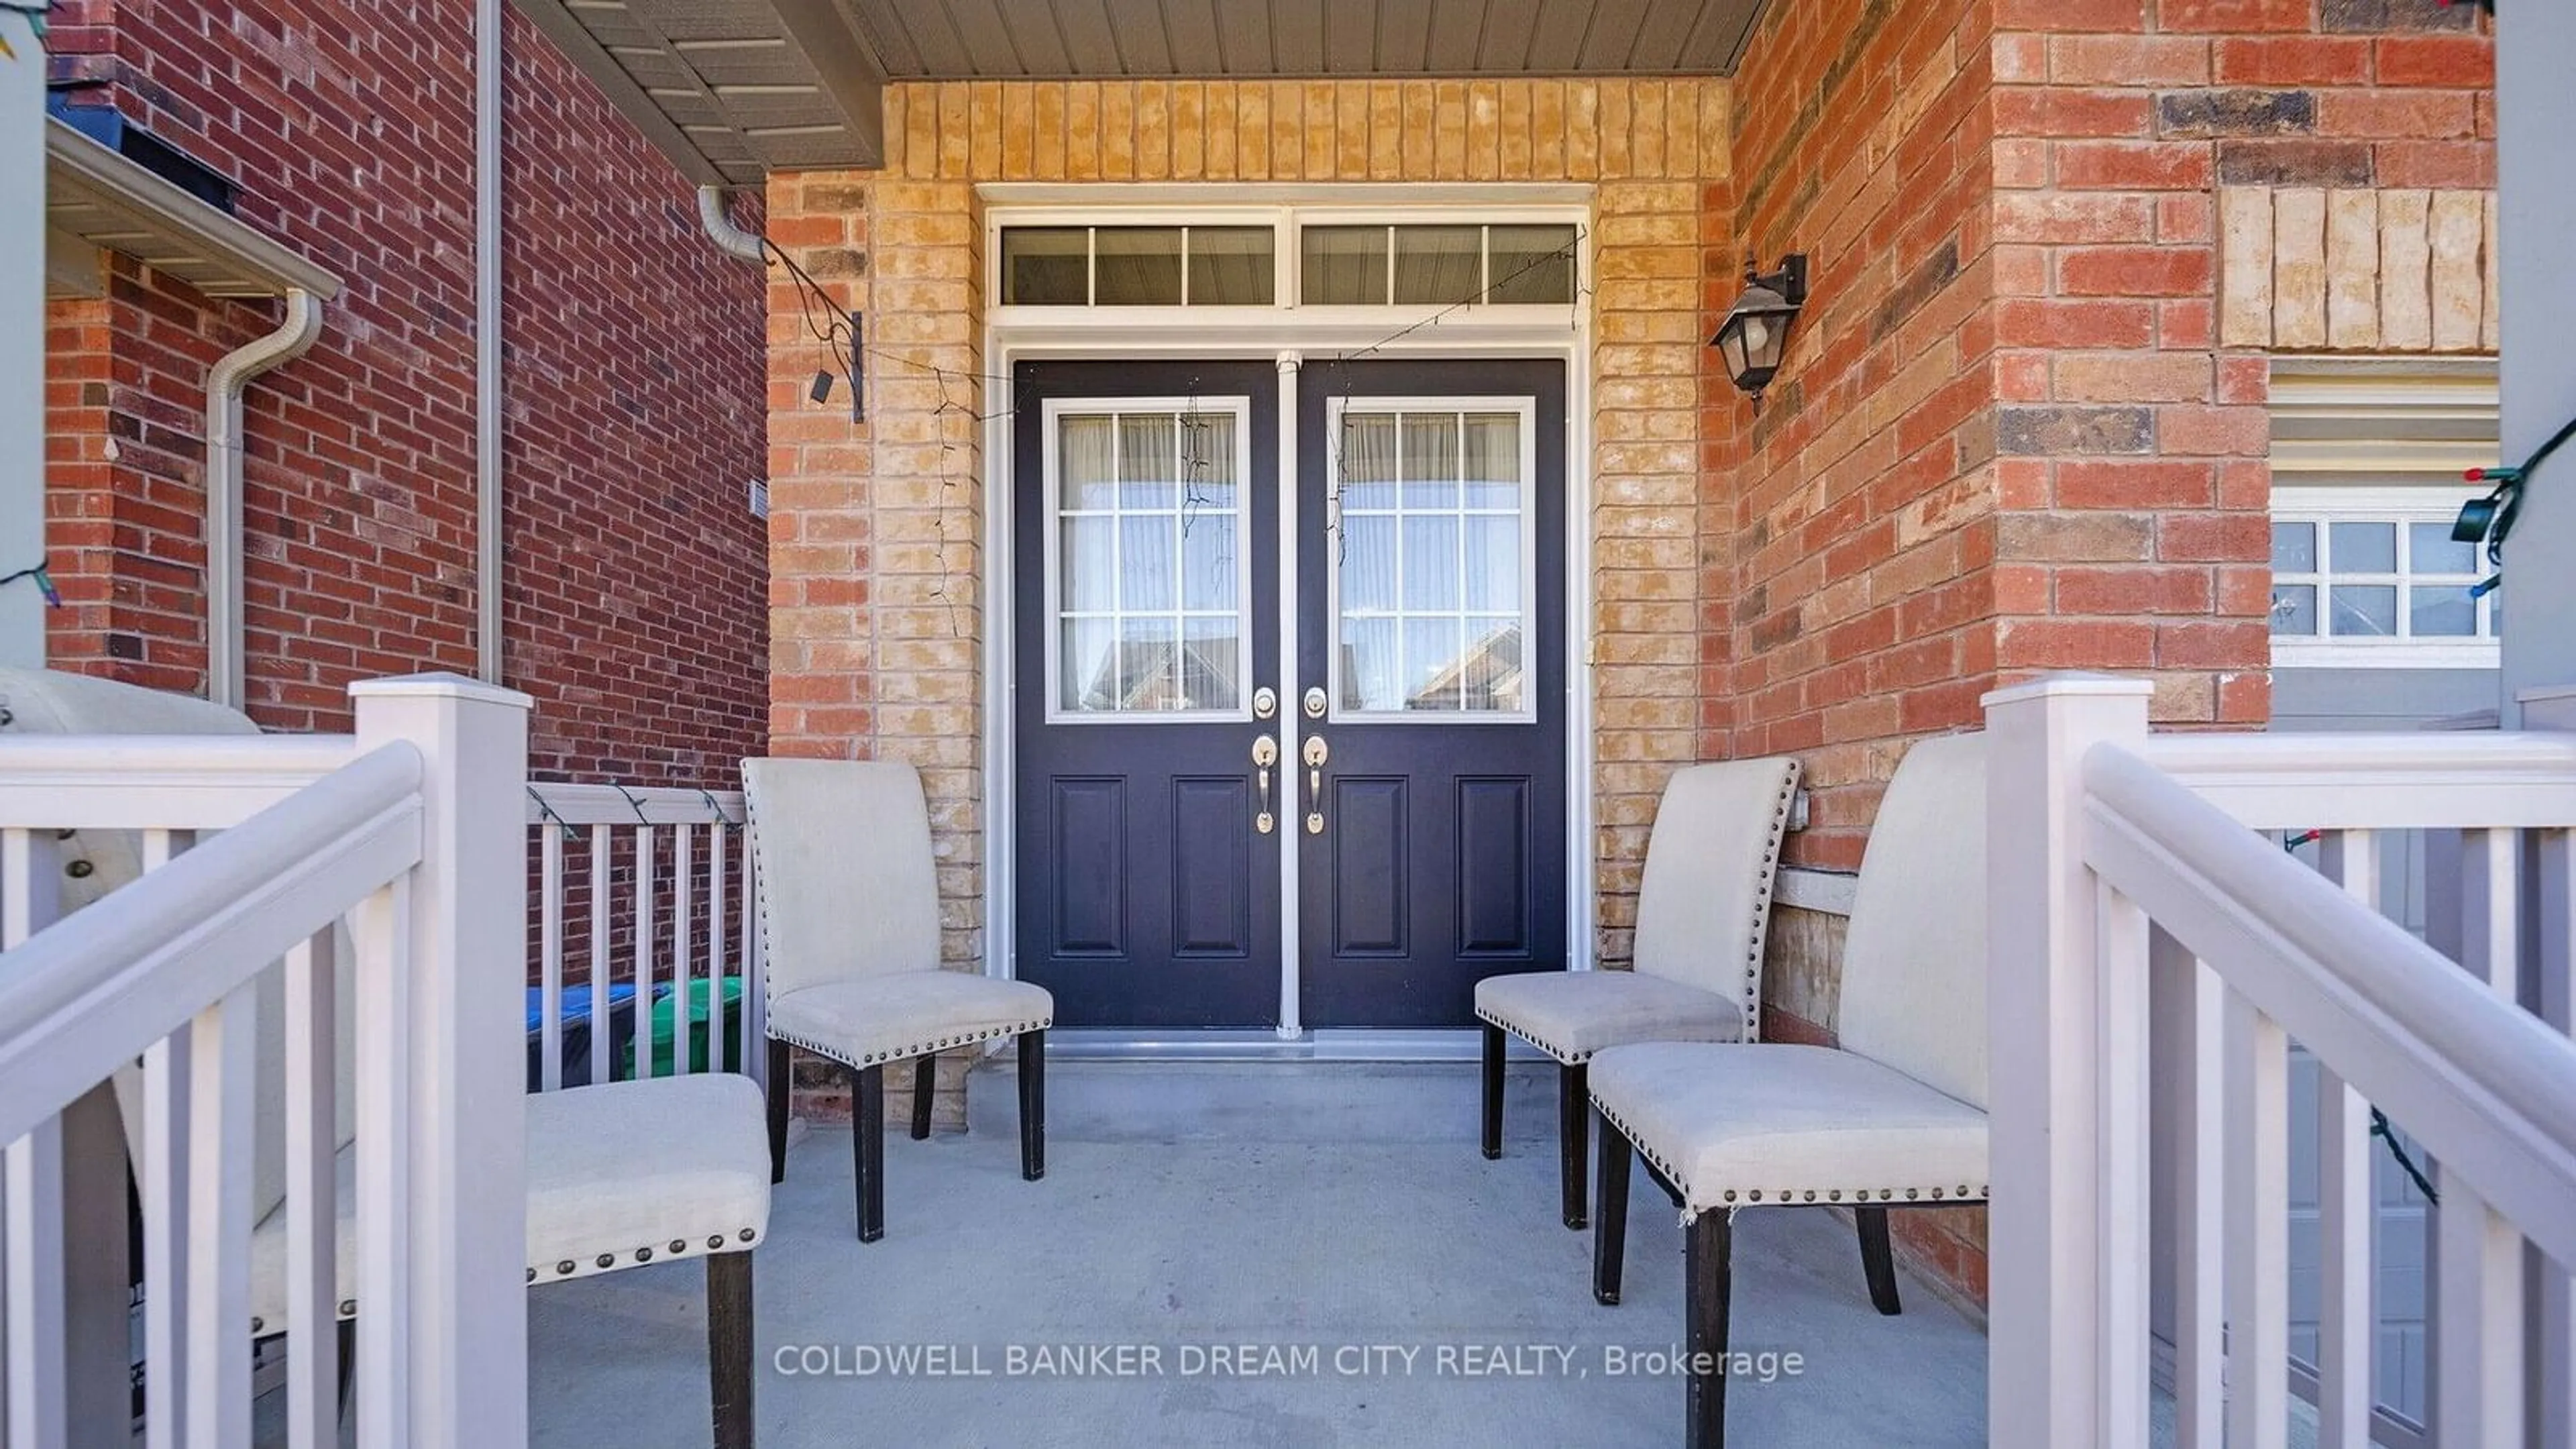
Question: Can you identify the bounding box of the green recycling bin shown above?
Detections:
[625,975,745,1077]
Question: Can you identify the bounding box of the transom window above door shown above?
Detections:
[1328,400,1536,719]
[1044,400,1252,720]
[992,213,1582,310]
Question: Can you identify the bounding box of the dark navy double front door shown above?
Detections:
[1013,358,1568,1029]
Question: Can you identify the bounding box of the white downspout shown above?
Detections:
[475,0,502,684]
[205,287,323,710]
[698,186,766,264]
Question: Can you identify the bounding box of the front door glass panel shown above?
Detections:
[1329,403,1534,718]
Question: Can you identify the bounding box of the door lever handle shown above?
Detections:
[1302,735,1328,835]
[1252,735,1278,834]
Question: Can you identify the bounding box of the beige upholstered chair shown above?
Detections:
[1587,733,1988,1449]
[1,667,771,1448]
[1472,757,1801,1228]
[743,758,1053,1242]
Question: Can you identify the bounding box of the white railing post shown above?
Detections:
[2518,684,2576,1447]
[352,674,531,1448]
[1984,672,2154,1449]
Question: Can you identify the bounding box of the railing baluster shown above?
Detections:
[635,824,657,1081]
[2163,943,2225,1449]
[2,1119,68,1449]
[3,826,68,1449]
[539,821,564,1093]
[182,982,256,1449]
[2435,1187,2524,1446]
[133,828,194,1449]
[282,928,337,1449]
[2315,830,2377,1448]
[2538,824,2576,1449]
[352,877,412,1442]
[590,824,610,1083]
[2224,990,2290,1449]
[2096,880,2151,1447]
[708,822,729,1077]
[674,823,695,1074]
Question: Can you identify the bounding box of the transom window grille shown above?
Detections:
[1047,404,1250,718]
[1003,226,1277,306]
[2270,489,2500,665]
[1299,223,1577,306]
[1330,402,1536,717]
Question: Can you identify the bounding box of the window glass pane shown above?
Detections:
[2269,584,2316,636]
[2409,521,2478,574]
[1093,227,1183,305]
[1061,415,1117,507]
[2330,521,2396,574]
[1339,619,1398,712]
[2410,585,2476,637]
[1403,617,1464,710]
[1002,227,1088,305]
[1400,413,1461,508]
[1180,512,1236,611]
[1177,412,1238,506]
[2271,521,2316,573]
[1301,225,1387,305]
[2489,592,2503,637]
[1460,622,1526,712]
[1116,616,1179,706]
[1392,225,1483,306]
[1118,415,1177,508]
[1186,227,1275,305]
[1062,516,1114,612]
[1401,515,1460,611]
[1486,224,1578,303]
[1178,617,1241,710]
[1462,413,1522,508]
[2328,584,2398,637]
[1061,618,1115,710]
[1464,518,1519,611]
[1117,513,1176,610]
[1340,516,1395,611]
[1337,413,1398,508]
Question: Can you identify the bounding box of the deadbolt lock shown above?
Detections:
[1252,686,1278,720]
[1302,686,1328,719]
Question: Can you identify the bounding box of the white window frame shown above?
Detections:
[2269,484,2500,669]
[1323,394,1542,724]
[1040,394,1258,724]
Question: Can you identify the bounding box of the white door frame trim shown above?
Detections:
[980,284,1597,1040]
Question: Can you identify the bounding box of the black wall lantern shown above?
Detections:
[1713,254,1809,397]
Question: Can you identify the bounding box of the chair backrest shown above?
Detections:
[1833,731,1988,1109]
[740,758,943,996]
[0,668,357,1226]
[1630,757,1801,1038]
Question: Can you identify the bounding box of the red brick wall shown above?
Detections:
[40,5,767,784]
[1712,0,2003,872]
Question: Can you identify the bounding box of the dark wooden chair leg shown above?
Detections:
[707,1252,755,1449]
[1686,1210,1733,1449]
[765,1038,790,1185]
[1018,1030,1046,1181]
[336,1317,357,1426]
[1857,1205,1904,1316]
[910,1055,936,1140]
[1479,1023,1505,1160]
[852,1063,884,1242]
[1558,1061,1589,1230]
[1593,1114,1632,1306]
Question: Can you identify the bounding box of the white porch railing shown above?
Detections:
[523,784,762,1093]
[0,676,531,1449]
[1989,674,2576,1449]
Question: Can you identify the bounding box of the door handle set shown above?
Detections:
[1251,734,1279,835]
[1252,692,1331,837]
[1301,734,1328,835]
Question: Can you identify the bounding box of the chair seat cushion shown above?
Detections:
[1587,1041,1988,1214]
[1475,970,1747,1065]
[247,1073,772,1335]
[767,971,1053,1069]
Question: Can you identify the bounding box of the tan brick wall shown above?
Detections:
[765,77,1737,981]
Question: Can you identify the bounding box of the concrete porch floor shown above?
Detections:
[523,1061,1988,1447]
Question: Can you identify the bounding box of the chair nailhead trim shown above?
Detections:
[525,1269,535,1283]
[252,1317,264,1333]
[708,1234,725,1250]
[773,1019,1054,1073]
[596,1253,614,1269]
[339,1299,356,1317]
[672,1239,688,1254]
[636,1248,653,1263]
[739,1228,756,1242]
[558,1260,576,1275]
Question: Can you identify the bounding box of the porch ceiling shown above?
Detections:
[514,0,1767,186]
